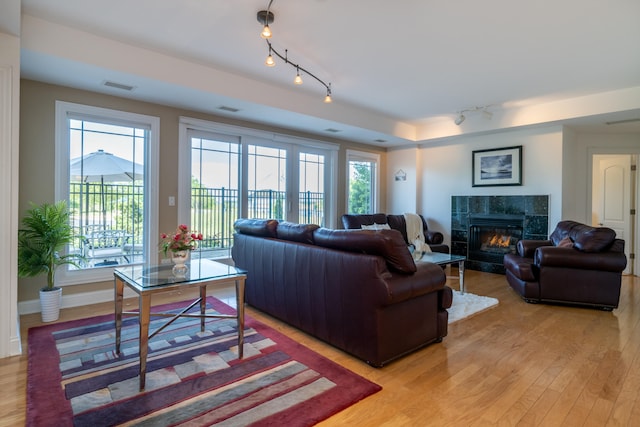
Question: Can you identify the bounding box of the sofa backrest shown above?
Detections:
[341,213,388,229]
[550,220,619,253]
[313,227,417,274]
[234,218,417,274]
[233,218,278,238]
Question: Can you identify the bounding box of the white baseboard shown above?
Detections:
[18,287,137,315]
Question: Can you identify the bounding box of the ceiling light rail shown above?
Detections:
[257,0,332,103]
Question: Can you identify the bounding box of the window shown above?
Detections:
[189,131,240,257]
[247,144,287,220]
[55,102,159,285]
[299,151,326,225]
[346,150,380,214]
[179,117,337,253]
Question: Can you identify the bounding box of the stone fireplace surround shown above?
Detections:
[451,195,549,274]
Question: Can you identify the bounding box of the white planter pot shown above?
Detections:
[39,287,62,322]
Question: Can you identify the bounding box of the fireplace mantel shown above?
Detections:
[451,195,549,274]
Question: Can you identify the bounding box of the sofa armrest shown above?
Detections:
[384,261,446,304]
[425,230,444,245]
[517,239,553,257]
[534,246,628,272]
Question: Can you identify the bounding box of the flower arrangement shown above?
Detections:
[160,224,203,255]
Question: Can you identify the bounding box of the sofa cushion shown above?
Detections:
[313,228,417,274]
[276,221,319,244]
[573,227,616,253]
[233,218,278,238]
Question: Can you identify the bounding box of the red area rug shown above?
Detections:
[27,297,381,426]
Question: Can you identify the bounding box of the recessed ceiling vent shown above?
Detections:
[103,80,136,91]
[374,139,387,143]
[605,118,640,125]
[324,128,341,133]
[218,106,240,113]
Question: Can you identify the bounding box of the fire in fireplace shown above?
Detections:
[480,232,516,254]
[468,215,524,264]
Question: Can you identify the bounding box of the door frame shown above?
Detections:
[588,149,638,276]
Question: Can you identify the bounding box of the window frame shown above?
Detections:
[346,149,380,215]
[55,101,159,285]
[178,117,338,232]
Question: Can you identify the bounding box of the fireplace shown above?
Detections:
[468,215,523,264]
[451,195,549,274]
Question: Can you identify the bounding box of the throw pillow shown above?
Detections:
[557,236,574,248]
[361,223,391,230]
[573,227,616,252]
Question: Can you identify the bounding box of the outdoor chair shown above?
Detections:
[82,228,131,266]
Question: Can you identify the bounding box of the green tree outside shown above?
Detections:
[348,161,373,214]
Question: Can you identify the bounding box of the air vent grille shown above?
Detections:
[605,118,640,125]
[103,81,135,91]
[218,106,240,113]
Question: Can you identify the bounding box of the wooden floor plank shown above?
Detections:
[1,270,637,426]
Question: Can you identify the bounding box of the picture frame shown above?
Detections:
[472,145,522,187]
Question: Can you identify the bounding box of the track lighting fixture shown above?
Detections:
[294,66,303,85]
[257,0,333,103]
[454,106,493,125]
[265,46,275,67]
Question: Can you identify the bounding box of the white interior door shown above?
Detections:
[594,155,631,274]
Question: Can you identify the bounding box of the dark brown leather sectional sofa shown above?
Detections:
[504,220,627,310]
[231,218,452,367]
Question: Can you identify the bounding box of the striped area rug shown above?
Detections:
[27,297,381,426]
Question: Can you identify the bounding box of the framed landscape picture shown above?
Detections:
[472,145,522,187]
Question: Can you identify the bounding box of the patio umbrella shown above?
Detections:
[70,149,144,227]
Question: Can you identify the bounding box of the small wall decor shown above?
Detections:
[394,169,407,181]
[472,145,522,187]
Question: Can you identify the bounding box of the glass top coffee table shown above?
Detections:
[417,252,467,293]
[113,258,247,391]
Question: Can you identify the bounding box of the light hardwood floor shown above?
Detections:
[2,270,639,426]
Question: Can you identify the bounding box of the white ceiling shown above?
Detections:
[18,0,640,146]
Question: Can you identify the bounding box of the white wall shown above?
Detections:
[386,146,419,214]
[388,125,565,245]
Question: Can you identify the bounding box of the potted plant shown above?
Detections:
[17,201,83,322]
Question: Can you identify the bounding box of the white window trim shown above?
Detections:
[178,117,338,228]
[346,149,381,214]
[55,101,160,285]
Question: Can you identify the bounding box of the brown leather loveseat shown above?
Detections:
[503,220,627,310]
[341,213,449,254]
[231,218,452,367]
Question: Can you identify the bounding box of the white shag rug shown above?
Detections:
[448,290,499,324]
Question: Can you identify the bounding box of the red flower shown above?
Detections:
[159,225,204,255]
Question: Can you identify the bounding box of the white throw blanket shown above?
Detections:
[404,213,432,253]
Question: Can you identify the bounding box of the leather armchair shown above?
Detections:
[504,220,627,310]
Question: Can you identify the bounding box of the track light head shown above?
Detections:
[257,10,275,39]
[454,113,466,125]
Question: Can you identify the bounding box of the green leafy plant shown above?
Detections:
[18,201,83,291]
